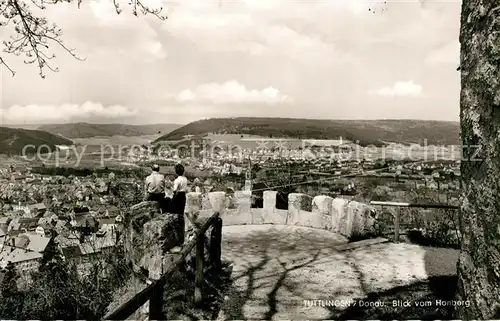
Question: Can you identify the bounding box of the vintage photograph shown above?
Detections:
[0,0,497,319]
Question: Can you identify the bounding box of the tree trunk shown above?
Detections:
[456,1,500,318]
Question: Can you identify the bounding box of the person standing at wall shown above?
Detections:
[169,163,188,253]
[144,164,167,213]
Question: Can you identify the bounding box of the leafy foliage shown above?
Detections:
[0,240,131,319]
[0,262,23,319]
[31,166,144,177]
[365,184,461,248]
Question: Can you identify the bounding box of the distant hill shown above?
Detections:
[37,123,182,138]
[154,117,460,146]
[2,124,42,130]
[0,127,73,155]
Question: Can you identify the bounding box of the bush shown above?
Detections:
[162,262,232,320]
[0,240,131,320]
[404,197,460,248]
[408,220,460,249]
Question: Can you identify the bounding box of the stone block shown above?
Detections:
[221,208,250,225]
[226,193,238,209]
[296,211,332,230]
[252,191,287,224]
[251,208,288,225]
[304,195,334,230]
[347,201,377,238]
[263,191,278,210]
[234,191,251,212]
[223,191,252,225]
[201,193,212,210]
[250,208,265,224]
[209,191,226,213]
[331,198,377,238]
[287,193,313,226]
[312,195,333,215]
[331,198,346,234]
[186,192,202,215]
[186,192,202,225]
[196,209,213,219]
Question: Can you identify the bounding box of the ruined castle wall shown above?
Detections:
[186,190,377,239]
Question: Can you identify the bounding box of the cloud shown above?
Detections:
[163,1,356,66]
[370,81,423,97]
[36,1,167,61]
[0,102,137,123]
[1,0,461,123]
[173,81,293,105]
[88,0,165,25]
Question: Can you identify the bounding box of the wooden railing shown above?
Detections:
[104,212,223,320]
[369,201,459,242]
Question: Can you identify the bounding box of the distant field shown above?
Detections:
[73,135,160,146]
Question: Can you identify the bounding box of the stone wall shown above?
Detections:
[123,201,172,280]
[121,193,377,273]
[109,200,223,319]
[187,190,378,239]
[108,191,377,318]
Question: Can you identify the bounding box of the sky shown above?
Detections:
[0,0,461,125]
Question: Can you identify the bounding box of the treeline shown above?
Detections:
[0,238,130,319]
[31,166,146,178]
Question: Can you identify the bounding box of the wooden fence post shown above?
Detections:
[194,232,204,305]
[149,279,164,320]
[210,216,223,272]
[394,207,401,243]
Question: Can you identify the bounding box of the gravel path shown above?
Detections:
[218,225,459,320]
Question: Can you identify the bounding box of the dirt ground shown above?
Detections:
[218,225,459,320]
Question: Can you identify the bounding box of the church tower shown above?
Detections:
[244,158,252,191]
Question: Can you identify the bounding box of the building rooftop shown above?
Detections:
[28,203,46,210]
[99,218,115,228]
[24,233,50,253]
[10,235,30,249]
[2,248,43,264]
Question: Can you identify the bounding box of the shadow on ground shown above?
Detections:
[220,225,460,320]
[221,225,347,320]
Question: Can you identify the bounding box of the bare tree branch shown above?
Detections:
[0,0,167,77]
